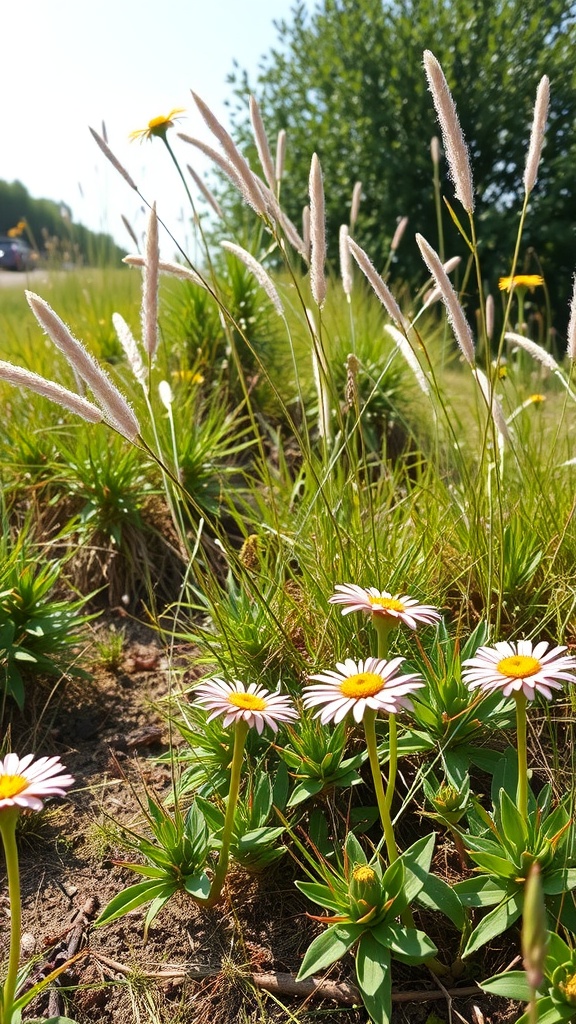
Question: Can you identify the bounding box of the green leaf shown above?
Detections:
[464,892,523,957]
[467,851,518,879]
[345,831,367,867]
[236,826,284,850]
[184,872,211,899]
[542,870,576,895]
[27,1018,80,1023]
[414,871,466,929]
[545,932,574,975]
[497,787,529,853]
[288,779,325,806]
[143,887,179,941]
[356,933,391,1024]
[374,921,438,964]
[297,923,364,981]
[400,833,435,903]
[95,880,173,927]
[454,876,509,907]
[515,998,576,1024]
[479,969,533,1000]
[295,881,347,913]
[112,861,168,880]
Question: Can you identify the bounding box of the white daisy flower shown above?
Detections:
[194,678,298,734]
[303,656,425,724]
[329,584,441,630]
[0,753,74,813]
[462,640,576,701]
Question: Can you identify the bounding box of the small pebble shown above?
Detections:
[20,932,36,956]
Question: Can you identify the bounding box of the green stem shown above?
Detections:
[203,719,249,908]
[0,808,22,1024]
[363,710,398,864]
[372,616,398,813]
[372,615,392,661]
[385,715,398,815]
[516,692,528,824]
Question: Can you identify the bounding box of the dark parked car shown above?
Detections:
[0,237,37,271]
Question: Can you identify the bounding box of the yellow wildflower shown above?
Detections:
[171,369,204,385]
[7,220,26,238]
[498,275,544,292]
[130,108,185,142]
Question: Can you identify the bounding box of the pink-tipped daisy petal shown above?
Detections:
[194,677,298,734]
[462,640,576,701]
[303,656,425,725]
[329,584,440,629]
[0,753,74,813]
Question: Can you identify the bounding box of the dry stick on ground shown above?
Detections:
[46,896,99,1017]
[90,952,481,1006]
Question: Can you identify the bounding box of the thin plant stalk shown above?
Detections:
[362,709,398,864]
[0,808,22,1024]
[373,616,397,814]
[516,692,529,823]
[160,134,219,282]
[203,719,249,907]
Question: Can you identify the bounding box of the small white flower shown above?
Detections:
[462,640,576,701]
[303,656,425,724]
[329,584,441,630]
[0,754,74,813]
[193,678,298,734]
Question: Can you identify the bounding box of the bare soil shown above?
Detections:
[1,618,521,1024]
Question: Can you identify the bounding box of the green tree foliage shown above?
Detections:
[0,179,124,265]
[228,0,576,332]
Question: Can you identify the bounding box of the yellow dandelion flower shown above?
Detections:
[171,369,205,384]
[129,108,185,142]
[529,394,545,403]
[498,275,544,292]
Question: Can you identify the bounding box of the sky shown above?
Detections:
[3,0,304,253]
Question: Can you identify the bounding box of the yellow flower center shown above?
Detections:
[148,115,171,130]
[352,865,377,883]
[497,655,541,679]
[561,971,576,1002]
[0,774,28,800]
[339,672,385,698]
[368,596,405,613]
[228,692,267,711]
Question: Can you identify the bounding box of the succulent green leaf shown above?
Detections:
[464,892,523,957]
[296,923,364,980]
[375,921,438,964]
[295,880,347,913]
[479,969,533,1000]
[345,831,368,867]
[183,872,211,899]
[542,870,576,895]
[95,880,178,927]
[454,876,509,907]
[414,871,466,929]
[356,933,392,1024]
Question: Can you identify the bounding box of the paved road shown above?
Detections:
[0,269,54,289]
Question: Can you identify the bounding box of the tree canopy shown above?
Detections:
[228,0,576,332]
[0,180,124,266]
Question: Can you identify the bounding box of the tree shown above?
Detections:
[0,180,123,266]
[227,0,576,334]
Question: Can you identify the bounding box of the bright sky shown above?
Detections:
[3,0,303,253]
